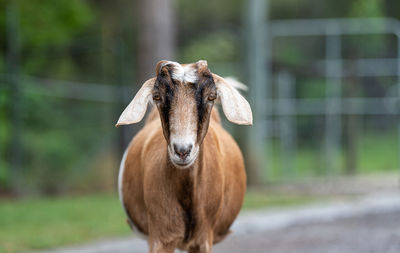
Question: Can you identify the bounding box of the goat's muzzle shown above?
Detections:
[168,142,198,169]
[173,144,192,160]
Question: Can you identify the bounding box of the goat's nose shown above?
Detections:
[173,144,192,160]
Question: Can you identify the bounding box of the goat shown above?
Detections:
[116,60,252,253]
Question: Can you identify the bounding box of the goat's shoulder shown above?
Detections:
[144,105,159,124]
[207,118,237,152]
[205,117,245,175]
[126,114,165,166]
[210,107,221,125]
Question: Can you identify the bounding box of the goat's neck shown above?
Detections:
[165,144,205,243]
[166,143,205,188]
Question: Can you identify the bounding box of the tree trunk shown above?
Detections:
[136,0,176,83]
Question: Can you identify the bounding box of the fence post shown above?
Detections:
[245,0,269,185]
[277,71,296,178]
[324,24,342,176]
[6,0,22,194]
[396,30,400,186]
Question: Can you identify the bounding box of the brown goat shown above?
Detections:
[116,60,252,253]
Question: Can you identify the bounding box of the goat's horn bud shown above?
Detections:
[197,60,208,67]
[155,60,169,75]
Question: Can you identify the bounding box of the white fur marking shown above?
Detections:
[117,147,148,239]
[168,94,199,168]
[205,241,210,252]
[160,61,199,84]
[118,147,129,206]
[169,98,197,147]
[183,64,198,83]
[161,61,184,82]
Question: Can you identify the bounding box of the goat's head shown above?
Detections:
[116,60,252,168]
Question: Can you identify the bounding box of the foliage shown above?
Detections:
[179,32,238,63]
[350,0,384,17]
[0,0,96,76]
[0,0,114,193]
[347,0,386,57]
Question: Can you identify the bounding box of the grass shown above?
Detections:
[0,194,130,253]
[243,191,315,210]
[265,131,399,181]
[0,192,314,253]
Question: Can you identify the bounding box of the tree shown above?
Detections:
[136,0,176,83]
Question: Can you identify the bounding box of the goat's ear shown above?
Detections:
[212,74,253,125]
[115,78,156,127]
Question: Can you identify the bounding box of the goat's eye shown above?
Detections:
[153,93,161,101]
[208,92,217,101]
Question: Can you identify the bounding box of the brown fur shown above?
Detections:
[121,106,246,253]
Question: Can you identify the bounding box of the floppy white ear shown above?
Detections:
[212,74,253,125]
[116,78,156,127]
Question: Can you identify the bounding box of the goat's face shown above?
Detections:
[116,60,253,169]
[153,61,216,168]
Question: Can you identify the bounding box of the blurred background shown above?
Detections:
[1,0,400,252]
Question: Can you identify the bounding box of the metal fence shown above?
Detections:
[247,14,400,181]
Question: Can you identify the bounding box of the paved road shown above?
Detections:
[214,209,400,253]
[31,193,400,253]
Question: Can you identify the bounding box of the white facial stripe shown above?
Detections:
[168,92,199,168]
[169,98,197,144]
[159,61,209,168]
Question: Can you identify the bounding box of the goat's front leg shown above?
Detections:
[188,241,212,253]
[148,239,177,253]
[188,233,213,253]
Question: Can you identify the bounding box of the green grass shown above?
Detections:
[266,132,399,181]
[243,191,315,210]
[357,132,399,173]
[0,192,313,253]
[0,194,130,253]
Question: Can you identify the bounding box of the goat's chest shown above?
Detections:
[144,166,224,242]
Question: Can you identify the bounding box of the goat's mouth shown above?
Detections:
[173,160,194,168]
[170,155,197,169]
